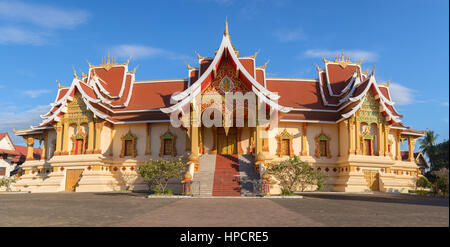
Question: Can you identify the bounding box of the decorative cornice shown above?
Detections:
[322,51,362,68]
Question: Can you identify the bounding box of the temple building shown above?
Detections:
[12,20,426,195]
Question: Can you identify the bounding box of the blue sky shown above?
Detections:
[0,0,448,148]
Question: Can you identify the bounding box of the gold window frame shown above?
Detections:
[314,131,331,158]
[70,126,87,155]
[120,130,137,158]
[276,129,294,157]
[159,130,177,157]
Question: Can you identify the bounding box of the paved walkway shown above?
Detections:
[0,192,448,226]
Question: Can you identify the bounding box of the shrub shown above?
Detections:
[416,176,431,189]
[0,176,17,192]
[267,155,329,193]
[137,158,185,195]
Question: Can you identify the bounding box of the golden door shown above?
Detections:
[363,170,380,191]
[217,128,237,154]
[65,169,84,191]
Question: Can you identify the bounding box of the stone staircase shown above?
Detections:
[238,154,261,196]
[192,154,216,196]
[212,155,241,196]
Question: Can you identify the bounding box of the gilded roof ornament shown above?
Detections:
[322,51,362,68]
[72,65,80,79]
[315,64,323,72]
[224,17,229,36]
[196,51,206,60]
[186,63,198,70]
[129,65,139,74]
[257,60,270,69]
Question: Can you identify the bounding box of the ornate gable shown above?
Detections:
[358,90,385,124]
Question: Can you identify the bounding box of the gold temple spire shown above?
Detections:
[224,17,229,36]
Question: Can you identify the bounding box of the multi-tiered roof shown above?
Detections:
[15,20,424,137]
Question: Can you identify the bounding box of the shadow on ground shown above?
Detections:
[300,193,449,207]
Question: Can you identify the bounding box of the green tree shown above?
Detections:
[267,155,328,193]
[419,130,438,169]
[431,168,449,195]
[137,158,186,194]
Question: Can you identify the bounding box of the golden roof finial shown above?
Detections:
[371,64,376,76]
[72,65,79,79]
[195,51,205,60]
[224,16,229,36]
[129,65,139,74]
[315,64,323,72]
[57,80,61,89]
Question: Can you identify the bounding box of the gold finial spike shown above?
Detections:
[57,80,61,89]
[371,64,375,76]
[72,65,78,78]
[314,64,323,72]
[224,16,229,36]
[107,52,111,64]
[386,79,390,87]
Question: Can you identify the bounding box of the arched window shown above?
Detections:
[120,130,137,158]
[276,129,294,157]
[159,130,177,157]
[361,132,374,156]
[314,131,331,158]
[71,126,87,155]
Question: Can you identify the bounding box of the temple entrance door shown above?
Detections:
[363,170,380,191]
[217,128,238,155]
[65,169,84,191]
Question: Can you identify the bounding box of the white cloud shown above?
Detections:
[442,102,449,107]
[0,26,48,45]
[388,82,415,106]
[304,49,379,62]
[0,104,50,145]
[111,44,190,61]
[0,1,90,29]
[274,28,306,42]
[21,89,51,98]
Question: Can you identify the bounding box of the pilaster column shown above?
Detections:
[301,122,308,156]
[396,130,402,160]
[109,127,115,156]
[86,121,95,154]
[408,136,417,162]
[94,122,104,154]
[377,123,383,156]
[25,136,35,161]
[62,121,69,155]
[145,123,151,155]
[383,123,388,156]
[348,119,355,154]
[355,115,361,155]
[53,123,62,156]
[187,126,199,171]
[41,133,47,160]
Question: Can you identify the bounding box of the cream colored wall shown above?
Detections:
[269,123,302,156]
[100,124,111,155]
[149,123,186,158]
[306,123,339,158]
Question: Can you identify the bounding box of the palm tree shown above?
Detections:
[419,130,438,168]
